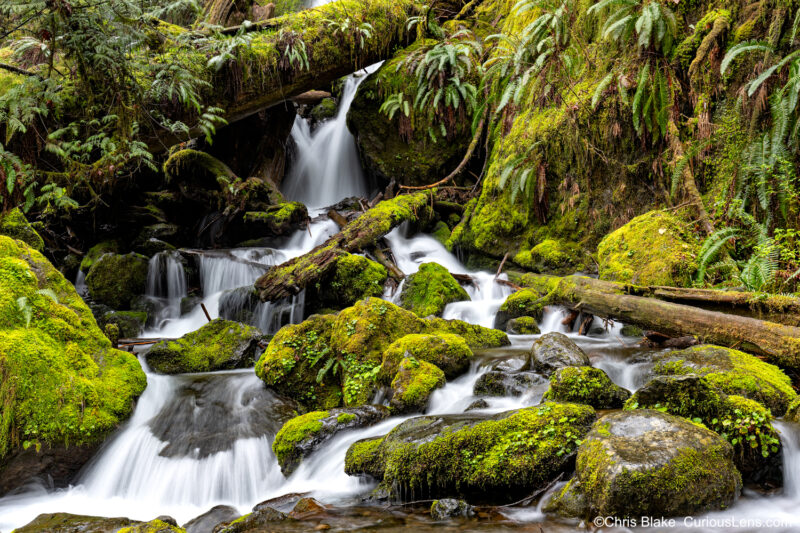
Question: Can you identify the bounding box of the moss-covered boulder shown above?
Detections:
[86,252,149,310]
[646,344,796,416]
[145,319,264,374]
[530,332,590,375]
[549,410,741,518]
[627,374,782,484]
[312,253,387,310]
[543,366,630,408]
[344,402,596,501]
[380,333,473,380]
[118,519,186,532]
[513,239,584,274]
[426,316,511,349]
[12,513,166,533]
[310,97,338,121]
[256,314,343,410]
[494,289,546,330]
[272,405,390,476]
[473,371,547,397]
[0,236,146,495]
[242,202,308,237]
[399,262,470,318]
[80,240,119,273]
[596,210,699,287]
[389,358,445,414]
[787,397,800,424]
[506,316,541,335]
[100,310,147,339]
[430,499,474,520]
[214,507,287,533]
[0,208,43,251]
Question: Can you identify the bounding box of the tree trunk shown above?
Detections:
[255,193,432,301]
[667,120,715,235]
[527,274,800,371]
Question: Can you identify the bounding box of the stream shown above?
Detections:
[2,64,800,533]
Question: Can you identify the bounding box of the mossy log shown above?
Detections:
[523,274,800,371]
[255,193,431,301]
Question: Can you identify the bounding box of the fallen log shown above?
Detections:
[525,274,800,371]
[255,193,432,301]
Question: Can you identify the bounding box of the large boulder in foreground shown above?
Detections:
[530,332,590,375]
[596,210,698,286]
[547,410,741,518]
[646,344,796,416]
[145,319,264,374]
[344,402,596,501]
[273,405,390,476]
[13,514,187,533]
[85,252,149,309]
[399,262,470,318]
[544,366,630,408]
[0,235,146,495]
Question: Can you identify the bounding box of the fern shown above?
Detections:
[696,227,739,283]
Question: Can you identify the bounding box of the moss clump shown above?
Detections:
[85,252,148,310]
[649,344,796,416]
[0,208,44,252]
[117,519,186,532]
[506,316,541,334]
[0,236,146,466]
[80,240,119,273]
[145,319,263,374]
[787,397,800,424]
[100,311,147,339]
[514,239,584,274]
[310,97,338,121]
[346,402,596,500]
[344,437,385,478]
[243,202,308,236]
[431,221,451,246]
[316,253,387,309]
[380,333,473,381]
[426,317,511,349]
[544,366,630,408]
[272,411,329,467]
[596,210,699,287]
[495,289,546,330]
[399,262,470,317]
[389,358,445,414]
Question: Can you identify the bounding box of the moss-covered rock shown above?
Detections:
[513,239,584,274]
[559,410,741,518]
[12,513,140,532]
[399,262,470,317]
[145,319,264,374]
[431,221,452,247]
[242,202,308,237]
[344,402,596,501]
[310,97,338,121]
[380,333,473,381]
[0,236,146,494]
[213,507,288,533]
[256,314,343,410]
[787,397,800,424]
[430,498,474,520]
[627,374,783,484]
[544,366,630,408]
[80,240,119,273]
[494,289,546,330]
[530,332,590,375]
[100,310,147,339]
[0,208,43,252]
[86,252,149,310]
[426,316,511,349]
[647,344,796,416]
[312,253,387,310]
[272,405,390,476]
[117,519,186,532]
[473,371,547,397]
[596,210,699,287]
[506,316,541,335]
[389,358,445,414]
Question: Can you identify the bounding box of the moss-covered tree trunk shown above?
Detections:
[255,193,431,301]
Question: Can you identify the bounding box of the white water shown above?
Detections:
[282,64,381,209]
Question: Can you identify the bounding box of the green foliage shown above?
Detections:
[588,0,677,55]
[0,143,75,215]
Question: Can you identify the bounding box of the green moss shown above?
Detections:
[596,210,699,287]
[85,252,148,310]
[506,316,541,334]
[117,520,186,532]
[514,239,584,274]
[310,98,338,121]
[399,262,470,317]
[380,333,473,381]
[786,397,800,424]
[389,358,445,414]
[337,412,356,423]
[431,221,452,246]
[243,202,308,235]
[543,366,630,408]
[79,241,119,273]
[650,345,796,416]
[100,311,147,339]
[344,437,385,478]
[0,209,44,252]
[316,253,387,309]
[0,236,146,462]
[272,411,329,466]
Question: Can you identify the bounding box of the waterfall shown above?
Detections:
[282,64,381,209]
[144,251,188,326]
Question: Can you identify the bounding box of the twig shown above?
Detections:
[200,303,212,322]
[0,63,40,78]
[495,252,509,280]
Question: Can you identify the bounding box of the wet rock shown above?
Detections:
[399,262,470,318]
[289,497,329,518]
[80,240,119,274]
[218,286,262,325]
[145,319,264,374]
[646,344,796,416]
[310,97,338,121]
[132,295,161,326]
[273,405,390,476]
[554,410,741,518]
[344,403,596,501]
[100,310,147,338]
[254,492,309,512]
[486,352,529,373]
[11,513,177,533]
[473,371,547,397]
[184,506,240,533]
[787,397,800,424]
[155,516,179,527]
[430,499,474,520]
[181,295,203,315]
[86,252,149,310]
[530,332,590,375]
[620,324,643,337]
[543,478,587,518]
[464,399,489,412]
[242,202,308,237]
[380,333,473,380]
[309,253,388,311]
[213,507,288,533]
[389,358,445,414]
[506,316,541,335]
[543,366,630,408]
[135,238,177,257]
[494,289,546,331]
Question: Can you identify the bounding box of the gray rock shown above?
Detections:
[184,506,240,533]
[473,371,547,397]
[430,498,474,520]
[530,332,590,375]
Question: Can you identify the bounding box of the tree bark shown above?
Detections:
[525,274,800,371]
[255,193,431,301]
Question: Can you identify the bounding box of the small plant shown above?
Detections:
[277,29,310,71]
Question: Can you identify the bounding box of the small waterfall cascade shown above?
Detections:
[145,251,188,325]
[282,64,381,209]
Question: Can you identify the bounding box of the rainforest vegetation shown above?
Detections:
[1,0,800,530]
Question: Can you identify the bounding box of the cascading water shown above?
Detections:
[144,251,188,328]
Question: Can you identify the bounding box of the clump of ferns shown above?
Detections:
[323,17,375,69]
[275,29,309,73]
[380,27,482,143]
